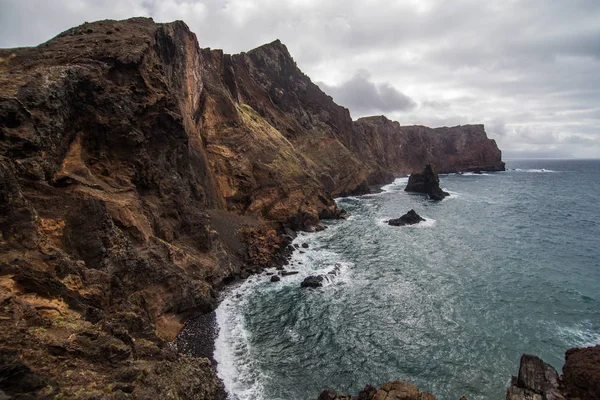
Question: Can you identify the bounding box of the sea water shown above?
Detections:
[214,159,600,400]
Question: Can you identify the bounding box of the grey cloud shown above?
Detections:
[0,0,599,157]
[421,100,450,110]
[485,119,507,138]
[318,70,416,117]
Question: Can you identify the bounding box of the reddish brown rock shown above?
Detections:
[351,116,505,181]
[1,16,506,399]
[561,345,600,400]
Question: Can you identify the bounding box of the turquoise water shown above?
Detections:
[214,160,600,400]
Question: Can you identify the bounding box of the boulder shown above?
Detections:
[270,275,281,282]
[506,354,565,400]
[300,275,324,288]
[405,164,449,201]
[388,210,425,226]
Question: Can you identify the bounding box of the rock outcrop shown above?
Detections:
[301,275,324,288]
[388,209,425,226]
[506,354,565,400]
[317,380,449,400]
[507,347,600,400]
[405,165,449,200]
[561,345,600,400]
[0,17,506,398]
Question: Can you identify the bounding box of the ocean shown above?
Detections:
[213,159,600,400]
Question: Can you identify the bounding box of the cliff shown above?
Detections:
[0,17,504,398]
[351,116,505,179]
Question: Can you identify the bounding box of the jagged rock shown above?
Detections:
[301,275,324,288]
[405,164,450,200]
[318,388,338,400]
[561,345,600,400]
[506,354,565,400]
[388,210,425,226]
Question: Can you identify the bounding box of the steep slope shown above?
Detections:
[0,18,238,399]
[0,17,504,398]
[228,40,371,196]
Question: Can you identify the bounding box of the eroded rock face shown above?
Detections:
[506,354,565,400]
[388,210,425,226]
[405,165,450,201]
[351,116,505,180]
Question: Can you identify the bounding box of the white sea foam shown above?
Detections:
[380,176,409,193]
[443,190,459,199]
[513,168,557,173]
[215,279,267,400]
[214,231,352,400]
[556,322,600,348]
[461,172,491,176]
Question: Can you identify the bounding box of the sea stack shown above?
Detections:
[388,210,425,226]
[405,164,449,201]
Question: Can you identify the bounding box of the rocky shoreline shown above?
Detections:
[4,16,596,400]
[313,346,600,400]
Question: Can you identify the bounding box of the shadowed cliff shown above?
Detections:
[0,17,504,399]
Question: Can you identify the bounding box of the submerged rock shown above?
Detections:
[388,209,425,226]
[281,270,299,276]
[300,275,324,288]
[405,164,449,201]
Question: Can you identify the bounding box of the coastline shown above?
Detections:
[199,166,600,400]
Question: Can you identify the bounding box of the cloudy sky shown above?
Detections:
[2,0,599,158]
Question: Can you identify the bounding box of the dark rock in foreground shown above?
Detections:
[506,346,600,400]
[270,275,281,282]
[405,164,449,201]
[317,380,444,400]
[388,209,425,226]
[301,275,324,288]
[561,345,600,400]
[506,354,564,400]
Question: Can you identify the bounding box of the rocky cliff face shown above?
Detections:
[0,17,505,399]
[351,116,505,180]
